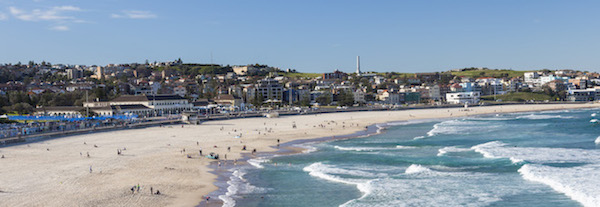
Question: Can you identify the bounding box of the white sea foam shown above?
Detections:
[471,141,507,159]
[472,141,600,163]
[341,171,524,207]
[395,145,416,149]
[595,136,600,144]
[375,124,386,134]
[334,146,385,152]
[426,119,500,137]
[294,143,318,153]
[519,164,600,207]
[413,135,426,140]
[591,113,597,117]
[386,119,434,126]
[467,117,515,121]
[220,169,268,207]
[472,140,600,207]
[516,114,574,120]
[303,162,382,178]
[304,162,376,207]
[247,158,269,169]
[334,145,415,152]
[437,146,473,156]
[404,164,432,174]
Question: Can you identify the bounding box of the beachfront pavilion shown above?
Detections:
[103,94,193,116]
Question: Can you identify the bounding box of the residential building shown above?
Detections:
[173,86,187,97]
[66,68,83,79]
[377,90,402,104]
[232,66,258,75]
[426,85,441,101]
[322,70,347,80]
[446,92,480,104]
[403,92,421,103]
[256,78,284,103]
[353,88,366,104]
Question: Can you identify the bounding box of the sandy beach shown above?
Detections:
[0,103,597,207]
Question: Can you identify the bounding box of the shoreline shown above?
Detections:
[202,103,600,206]
[0,103,598,207]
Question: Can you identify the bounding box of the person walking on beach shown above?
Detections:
[89,166,92,173]
[199,149,202,156]
[150,187,153,194]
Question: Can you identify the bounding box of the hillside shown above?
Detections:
[451,69,528,79]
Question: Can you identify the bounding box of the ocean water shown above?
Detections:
[220,108,600,207]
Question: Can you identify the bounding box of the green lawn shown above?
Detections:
[481,92,552,102]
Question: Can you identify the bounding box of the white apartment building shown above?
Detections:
[446,92,480,104]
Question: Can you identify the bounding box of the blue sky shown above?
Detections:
[1,0,599,73]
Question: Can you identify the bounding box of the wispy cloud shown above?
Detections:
[9,5,81,21]
[8,5,83,31]
[111,10,157,19]
[50,25,69,31]
[0,12,7,21]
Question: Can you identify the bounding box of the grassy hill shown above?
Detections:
[481,92,553,102]
[283,73,322,79]
[451,69,529,79]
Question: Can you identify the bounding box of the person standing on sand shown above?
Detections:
[89,166,92,173]
[150,187,153,194]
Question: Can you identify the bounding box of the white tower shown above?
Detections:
[356,56,361,76]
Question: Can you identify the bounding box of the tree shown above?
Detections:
[252,93,264,107]
[94,88,108,101]
[316,92,332,105]
[299,95,311,106]
[11,102,34,115]
[336,90,355,106]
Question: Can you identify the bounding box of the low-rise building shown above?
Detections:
[567,88,600,102]
[446,92,480,104]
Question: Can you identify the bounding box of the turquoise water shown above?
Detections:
[221,109,600,207]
